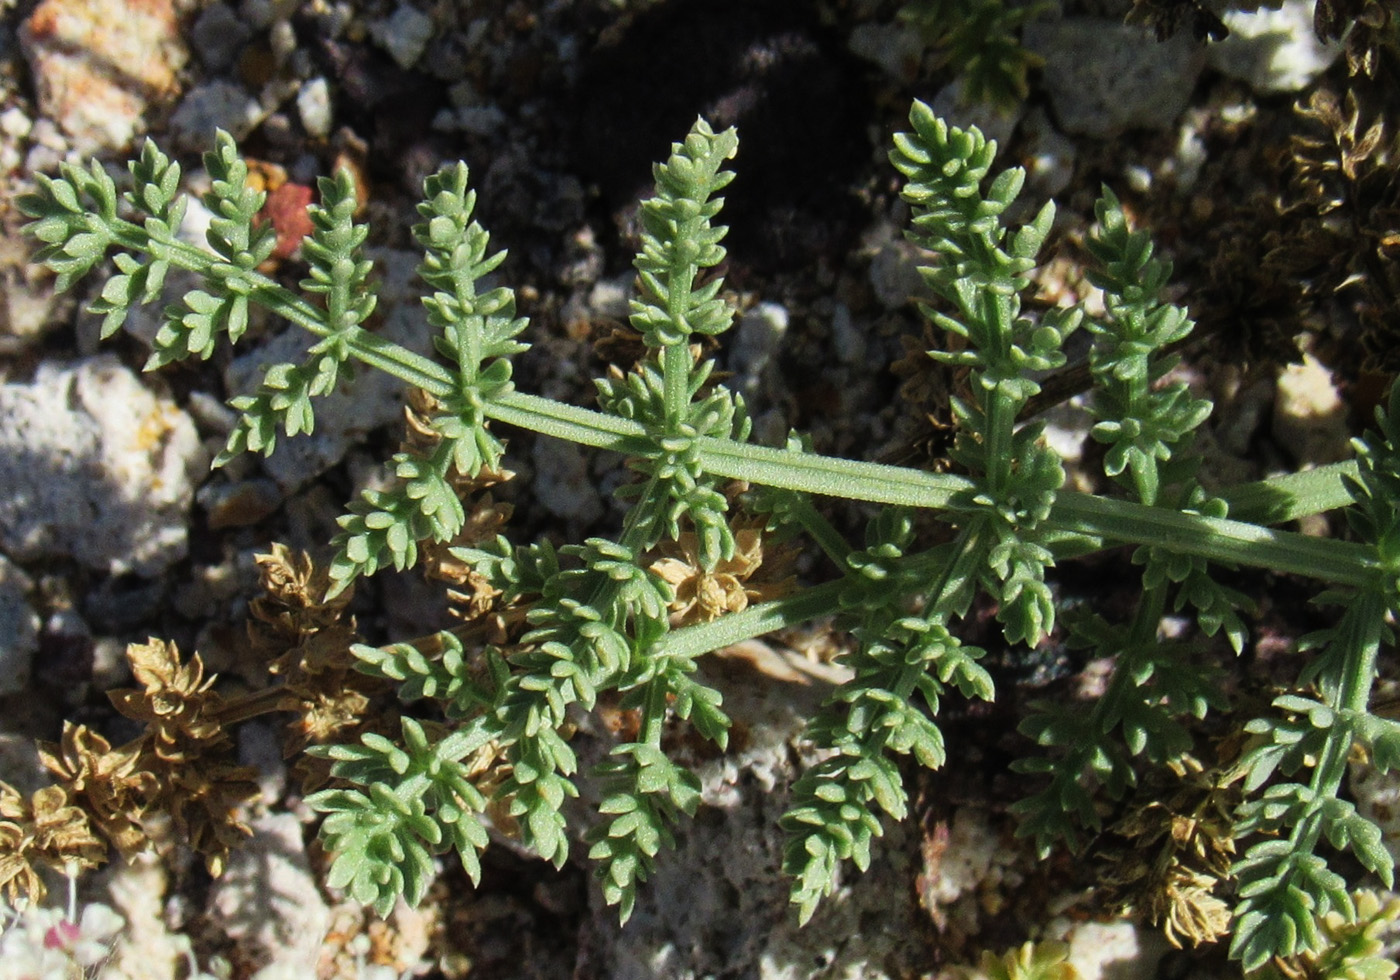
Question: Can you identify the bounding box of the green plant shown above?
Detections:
[899,0,1048,109]
[950,940,1080,980]
[16,100,1400,969]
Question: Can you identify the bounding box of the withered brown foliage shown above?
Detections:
[103,639,260,878]
[0,782,105,905]
[247,543,383,792]
[1,639,263,898]
[1267,80,1400,378]
[649,523,796,626]
[1100,753,1241,948]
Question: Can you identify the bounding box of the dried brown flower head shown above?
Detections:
[38,722,154,859]
[649,526,793,626]
[110,638,225,757]
[106,639,259,877]
[0,781,105,905]
[252,541,354,639]
[1101,754,1238,948]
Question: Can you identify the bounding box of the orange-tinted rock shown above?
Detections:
[20,0,188,152]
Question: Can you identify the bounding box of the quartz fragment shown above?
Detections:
[1207,0,1343,93]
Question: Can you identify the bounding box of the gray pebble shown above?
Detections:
[0,555,38,697]
[191,2,253,73]
[370,4,436,71]
[1023,19,1205,137]
[532,438,603,524]
[169,80,263,148]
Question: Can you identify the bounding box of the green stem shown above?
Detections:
[662,342,691,431]
[104,216,1382,591]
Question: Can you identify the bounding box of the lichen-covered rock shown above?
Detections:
[0,356,202,576]
[207,812,331,977]
[1023,20,1204,138]
[19,0,187,153]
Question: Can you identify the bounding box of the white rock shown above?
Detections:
[1053,918,1169,980]
[1024,20,1205,137]
[0,356,202,575]
[208,812,330,975]
[296,76,333,139]
[370,4,435,70]
[1207,0,1343,93]
[1273,353,1350,466]
[99,855,183,980]
[0,106,31,139]
[588,275,632,320]
[731,301,789,389]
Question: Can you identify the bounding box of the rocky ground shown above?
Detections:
[0,0,1389,977]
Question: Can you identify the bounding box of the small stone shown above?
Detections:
[451,103,508,137]
[829,302,864,365]
[168,80,263,148]
[0,356,203,576]
[1273,353,1350,466]
[0,210,62,353]
[208,812,331,975]
[98,855,183,980]
[1352,762,1400,865]
[866,222,933,310]
[1021,108,1077,200]
[931,76,1022,148]
[19,0,188,153]
[0,733,45,794]
[588,275,631,320]
[532,438,603,524]
[731,301,789,390]
[268,17,297,65]
[1024,20,1204,137]
[1054,919,1168,980]
[0,107,31,139]
[0,555,38,697]
[197,477,283,529]
[296,76,332,139]
[238,0,277,29]
[370,3,436,70]
[191,1,253,72]
[1207,0,1343,93]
